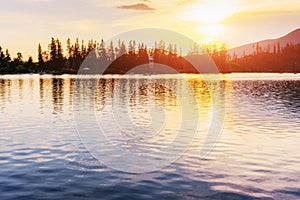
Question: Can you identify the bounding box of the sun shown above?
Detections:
[181,0,238,41]
[204,23,224,36]
[195,23,224,40]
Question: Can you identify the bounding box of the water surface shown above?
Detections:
[0,74,299,199]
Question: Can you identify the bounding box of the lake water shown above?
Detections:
[0,74,299,199]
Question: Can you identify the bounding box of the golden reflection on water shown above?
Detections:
[0,75,218,119]
[0,76,75,115]
[0,75,218,145]
[92,76,217,152]
[94,77,213,117]
[97,78,213,123]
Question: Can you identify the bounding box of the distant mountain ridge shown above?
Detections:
[228,28,300,57]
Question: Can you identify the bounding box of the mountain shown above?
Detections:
[228,28,300,57]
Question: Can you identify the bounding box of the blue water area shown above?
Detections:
[0,74,299,199]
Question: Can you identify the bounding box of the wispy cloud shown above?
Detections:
[16,0,52,2]
[117,3,155,11]
[176,0,197,6]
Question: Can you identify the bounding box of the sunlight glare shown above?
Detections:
[204,23,224,36]
[182,0,240,23]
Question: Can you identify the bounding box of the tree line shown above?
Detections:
[0,38,299,74]
[0,38,98,74]
[227,42,300,73]
[0,38,225,74]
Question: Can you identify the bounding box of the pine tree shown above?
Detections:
[49,37,57,62]
[118,41,126,56]
[0,47,6,69]
[98,39,108,62]
[38,43,44,65]
[74,38,81,69]
[66,38,72,59]
[56,39,64,70]
[56,39,63,60]
[81,40,87,59]
[108,41,115,62]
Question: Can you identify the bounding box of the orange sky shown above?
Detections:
[0,0,300,60]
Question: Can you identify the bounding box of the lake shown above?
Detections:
[0,73,299,199]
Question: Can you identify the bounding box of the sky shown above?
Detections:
[1,0,300,60]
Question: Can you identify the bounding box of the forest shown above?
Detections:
[0,37,299,74]
[227,42,300,73]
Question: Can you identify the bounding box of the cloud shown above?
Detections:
[117,3,155,11]
[176,0,197,5]
[16,0,52,2]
